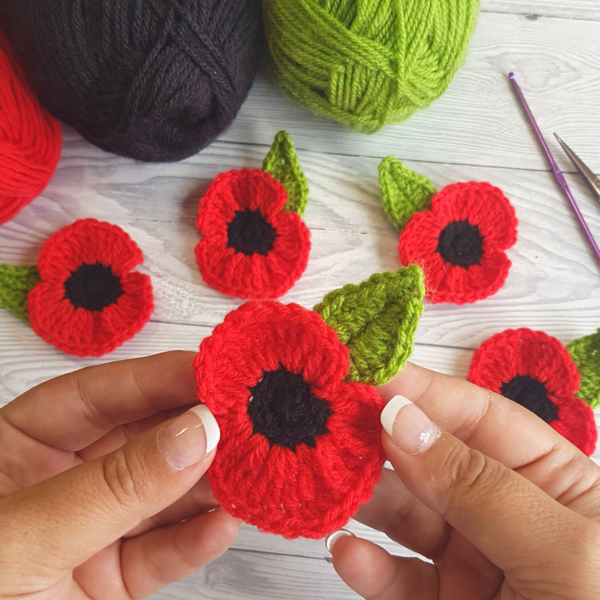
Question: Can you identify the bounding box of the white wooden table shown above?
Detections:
[1,1,600,598]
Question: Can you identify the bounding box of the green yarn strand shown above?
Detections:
[379,157,437,230]
[263,131,309,216]
[0,265,40,322]
[568,329,600,409]
[314,265,425,385]
[264,0,480,132]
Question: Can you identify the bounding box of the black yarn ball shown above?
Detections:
[0,0,263,162]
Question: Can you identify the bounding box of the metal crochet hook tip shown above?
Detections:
[508,73,600,269]
[554,133,600,204]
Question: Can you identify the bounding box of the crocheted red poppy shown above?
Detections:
[399,182,517,304]
[194,301,386,539]
[195,169,310,299]
[468,329,597,456]
[27,219,154,357]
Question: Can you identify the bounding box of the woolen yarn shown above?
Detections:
[264,0,480,133]
[0,30,62,225]
[0,0,263,162]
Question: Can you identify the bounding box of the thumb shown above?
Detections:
[0,405,220,575]
[379,395,598,588]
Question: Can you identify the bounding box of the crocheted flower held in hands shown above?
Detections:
[196,131,311,300]
[379,157,518,304]
[194,266,425,539]
[0,219,154,357]
[469,328,597,456]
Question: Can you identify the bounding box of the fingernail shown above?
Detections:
[381,395,441,454]
[158,405,220,471]
[326,529,353,553]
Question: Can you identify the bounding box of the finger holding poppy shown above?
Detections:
[0,219,154,357]
[194,266,426,539]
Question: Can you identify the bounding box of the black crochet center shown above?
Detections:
[227,209,278,256]
[64,262,123,312]
[500,375,558,424]
[436,220,484,268]
[247,366,333,451]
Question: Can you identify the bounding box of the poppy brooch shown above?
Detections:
[379,157,518,304]
[196,131,311,300]
[194,265,425,539]
[0,219,154,357]
[468,328,599,456]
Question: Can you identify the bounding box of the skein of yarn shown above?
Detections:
[0,0,263,162]
[0,31,62,225]
[264,0,480,133]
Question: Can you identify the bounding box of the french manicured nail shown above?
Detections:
[158,405,220,471]
[326,529,354,553]
[381,395,441,454]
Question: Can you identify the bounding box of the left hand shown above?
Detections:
[0,351,239,599]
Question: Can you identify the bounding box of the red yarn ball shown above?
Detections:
[0,30,62,225]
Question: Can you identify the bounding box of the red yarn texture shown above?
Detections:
[399,182,517,304]
[0,31,62,225]
[28,219,154,357]
[195,169,310,299]
[469,329,597,456]
[194,301,386,539]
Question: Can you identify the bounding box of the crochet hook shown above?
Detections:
[554,134,600,205]
[508,72,600,269]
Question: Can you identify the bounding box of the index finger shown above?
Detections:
[379,362,600,512]
[0,351,198,451]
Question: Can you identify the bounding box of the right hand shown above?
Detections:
[329,362,600,599]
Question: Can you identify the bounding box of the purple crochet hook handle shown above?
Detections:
[509,73,600,269]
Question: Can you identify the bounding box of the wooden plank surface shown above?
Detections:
[483,0,600,20]
[2,137,599,349]
[0,1,599,598]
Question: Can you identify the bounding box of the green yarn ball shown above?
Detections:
[264,0,480,132]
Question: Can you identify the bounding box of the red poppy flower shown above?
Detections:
[194,301,386,539]
[399,182,517,304]
[468,329,597,456]
[195,169,311,300]
[27,219,154,357]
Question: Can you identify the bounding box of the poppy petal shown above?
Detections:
[37,219,143,283]
[28,282,96,356]
[551,396,598,456]
[399,210,444,265]
[197,170,288,237]
[425,251,511,305]
[95,272,154,354]
[430,182,517,252]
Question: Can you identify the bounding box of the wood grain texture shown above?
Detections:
[2,136,599,349]
[0,1,599,598]
[483,0,600,20]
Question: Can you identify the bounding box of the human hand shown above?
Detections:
[0,351,239,599]
[329,362,600,599]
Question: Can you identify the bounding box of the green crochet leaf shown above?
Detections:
[0,265,40,323]
[314,265,425,386]
[263,131,309,216]
[568,329,600,409]
[379,157,437,230]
